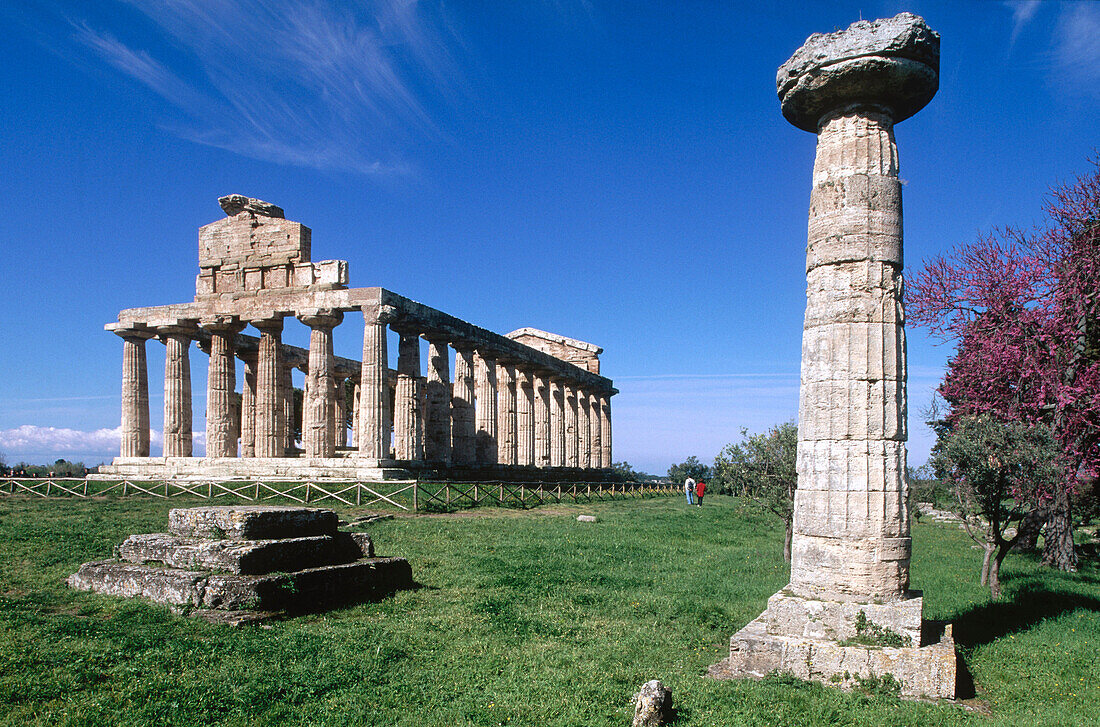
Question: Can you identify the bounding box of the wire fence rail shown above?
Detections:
[0,477,679,512]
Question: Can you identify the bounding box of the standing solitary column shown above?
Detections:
[251,317,285,457]
[358,304,393,460]
[115,326,154,457]
[203,317,244,458]
[496,363,517,466]
[516,370,535,466]
[599,393,613,468]
[577,389,591,469]
[424,338,453,465]
[302,311,342,458]
[474,350,498,465]
[451,346,476,465]
[549,379,566,467]
[564,384,578,467]
[159,325,196,457]
[532,373,551,468]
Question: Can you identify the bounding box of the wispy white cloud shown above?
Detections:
[1005,0,1041,47]
[0,425,206,460]
[58,0,464,174]
[1052,3,1100,97]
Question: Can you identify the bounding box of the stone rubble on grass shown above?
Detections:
[632,680,673,727]
[69,505,410,622]
[577,515,598,523]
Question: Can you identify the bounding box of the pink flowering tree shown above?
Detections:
[909,160,1100,572]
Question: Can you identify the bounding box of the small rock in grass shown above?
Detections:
[632,679,673,727]
[576,515,598,523]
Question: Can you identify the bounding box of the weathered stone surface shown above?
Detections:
[577,515,597,523]
[167,506,338,540]
[777,13,939,131]
[68,560,206,606]
[763,590,922,645]
[118,532,372,575]
[632,680,673,727]
[218,194,285,218]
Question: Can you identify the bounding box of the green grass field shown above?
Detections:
[0,495,1097,726]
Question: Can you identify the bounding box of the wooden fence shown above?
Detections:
[0,477,678,512]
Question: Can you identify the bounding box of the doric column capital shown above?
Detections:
[361,303,399,325]
[107,322,156,341]
[299,309,344,329]
[199,315,246,334]
[249,315,285,333]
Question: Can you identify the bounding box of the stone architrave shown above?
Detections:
[240,353,257,458]
[532,373,551,468]
[496,363,518,466]
[357,304,393,460]
[159,325,196,457]
[563,385,578,467]
[251,317,285,458]
[450,347,477,465]
[515,370,535,466]
[202,316,245,458]
[549,379,566,467]
[588,391,602,470]
[114,326,155,457]
[711,13,955,699]
[301,310,342,458]
[474,350,498,465]
[424,338,453,465]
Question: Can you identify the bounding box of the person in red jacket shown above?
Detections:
[695,479,706,506]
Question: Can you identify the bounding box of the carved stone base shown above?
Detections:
[709,590,957,699]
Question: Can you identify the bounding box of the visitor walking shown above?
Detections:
[684,477,696,505]
[695,479,706,506]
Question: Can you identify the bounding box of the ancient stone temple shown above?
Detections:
[710,14,957,698]
[100,195,616,481]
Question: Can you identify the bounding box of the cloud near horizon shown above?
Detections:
[0,425,206,463]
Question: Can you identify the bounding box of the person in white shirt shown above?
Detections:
[684,477,696,505]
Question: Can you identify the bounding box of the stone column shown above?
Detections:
[532,373,551,468]
[599,393,613,468]
[516,369,535,467]
[351,381,361,446]
[577,389,591,469]
[588,391,602,470]
[251,317,285,458]
[474,350,498,465]
[115,327,154,457]
[159,325,195,457]
[202,317,244,458]
[280,361,295,454]
[549,379,566,467]
[357,305,393,460]
[333,376,348,448]
[301,311,342,458]
[394,330,423,462]
[239,353,257,458]
[424,338,453,465]
[451,346,477,465]
[496,363,517,466]
[563,384,578,467]
[714,14,955,699]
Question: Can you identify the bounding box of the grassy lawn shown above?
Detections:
[0,495,1097,726]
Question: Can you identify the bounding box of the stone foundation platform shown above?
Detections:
[95,456,412,481]
[68,505,413,618]
[709,590,957,699]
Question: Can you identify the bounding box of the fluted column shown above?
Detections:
[577,389,592,469]
[240,353,257,457]
[599,393,613,467]
[333,376,348,448]
[159,325,196,457]
[516,370,535,466]
[202,316,244,458]
[251,317,285,457]
[424,338,452,465]
[302,311,342,458]
[549,379,566,467]
[496,363,517,466]
[451,346,476,465]
[588,391,602,470]
[357,305,393,460]
[533,373,551,468]
[564,384,578,467]
[116,327,154,457]
[474,350,498,465]
[280,362,295,454]
[395,330,423,462]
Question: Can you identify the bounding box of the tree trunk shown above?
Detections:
[783,519,792,563]
[980,543,993,586]
[989,542,1011,599]
[1013,506,1046,552]
[1041,482,1078,571]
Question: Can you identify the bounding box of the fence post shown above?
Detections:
[412,481,419,512]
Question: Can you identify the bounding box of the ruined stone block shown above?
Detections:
[167,506,339,540]
[118,532,371,575]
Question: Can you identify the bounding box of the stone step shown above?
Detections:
[168,506,339,540]
[118,532,374,575]
[68,556,413,612]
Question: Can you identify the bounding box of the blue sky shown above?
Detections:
[0,1,1097,474]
